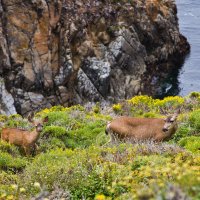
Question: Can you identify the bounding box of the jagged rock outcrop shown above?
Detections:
[0,0,190,115]
[0,78,16,115]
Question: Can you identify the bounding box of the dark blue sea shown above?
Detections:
[176,0,200,96]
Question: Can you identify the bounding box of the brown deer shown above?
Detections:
[1,116,48,155]
[105,111,179,142]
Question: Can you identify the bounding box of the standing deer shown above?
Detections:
[105,111,179,142]
[1,116,48,155]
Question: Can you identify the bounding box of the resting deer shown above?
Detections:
[105,111,179,142]
[1,116,48,155]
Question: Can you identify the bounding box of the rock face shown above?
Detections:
[0,0,189,115]
[0,78,16,115]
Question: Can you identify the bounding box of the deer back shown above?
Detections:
[106,116,178,141]
[1,128,29,146]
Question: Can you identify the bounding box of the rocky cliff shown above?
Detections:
[0,0,190,115]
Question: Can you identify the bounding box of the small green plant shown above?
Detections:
[142,112,159,118]
[189,109,200,132]
[0,114,8,123]
[0,141,21,156]
[5,114,32,130]
[189,92,200,98]
[43,126,67,137]
[0,152,27,171]
[66,121,107,149]
[38,137,66,152]
[178,136,200,153]
[93,103,101,114]
[171,123,193,142]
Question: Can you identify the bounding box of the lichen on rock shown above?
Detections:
[0,0,190,115]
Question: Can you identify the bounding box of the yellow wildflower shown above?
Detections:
[95,194,106,200]
[19,187,26,193]
[33,182,41,188]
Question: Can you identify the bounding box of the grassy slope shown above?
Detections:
[0,93,200,200]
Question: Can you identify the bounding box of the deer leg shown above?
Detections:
[35,143,39,151]
[33,143,39,155]
[24,146,30,156]
[110,133,119,144]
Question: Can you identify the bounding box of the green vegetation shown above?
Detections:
[0,93,200,199]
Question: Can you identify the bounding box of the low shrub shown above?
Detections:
[0,180,28,200]
[38,137,66,152]
[189,91,200,98]
[178,136,200,153]
[0,152,27,171]
[5,114,32,130]
[19,146,200,199]
[127,95,153,114]
[0,171,19,186]
[153,96,184,110]
[66,120,108,149]
[0,114,8,123]
[142,112,160,118]
[37,110,108,151]
[0,141,21,156]
[189,109,200,132]
[43,126,67,137]
[171,123,193,142]
[43,111,71,127]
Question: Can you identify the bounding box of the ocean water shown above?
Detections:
[176,0,200,96]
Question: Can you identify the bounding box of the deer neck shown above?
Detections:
[30,129,41,142]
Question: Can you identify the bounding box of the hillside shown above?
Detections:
[0,92,200,199]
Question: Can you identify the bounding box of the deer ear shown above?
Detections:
[171,111,179,121]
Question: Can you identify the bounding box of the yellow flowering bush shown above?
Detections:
[112,103,122,113]
[128,95,153,107]
[36,105,85,117]
[125,95,185,116]
[153,96,184,109]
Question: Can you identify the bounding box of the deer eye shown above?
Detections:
[170,119,174,123]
